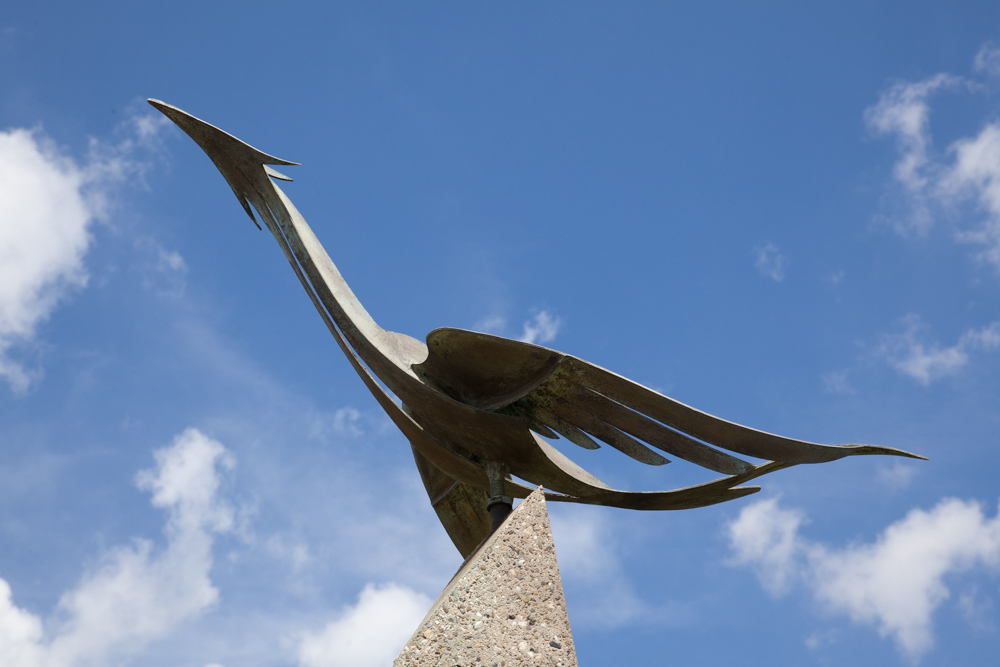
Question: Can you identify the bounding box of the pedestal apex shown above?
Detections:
[395,487,577,666]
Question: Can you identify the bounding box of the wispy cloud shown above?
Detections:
[957,585,995,633]
[754,243,786,282]
[877,461,919,491]
[876,314,1000,385]
[472,314,506,335]
[134,237,188,298]
[727,496,1000,662]
[550,508,687,629]
[520,310,562,345]
[867,48,1000,268]
[297,583,430,667]
[973,43,1000,76]
[265,535,312,572]
[0,428,235,667]
[821,369,854,395]
[0,110,170,392]
[865,73,962,233]
[307,406,388,442]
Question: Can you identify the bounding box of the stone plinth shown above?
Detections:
[395,487,577,667]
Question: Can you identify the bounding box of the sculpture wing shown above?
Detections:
[417,328,925,475]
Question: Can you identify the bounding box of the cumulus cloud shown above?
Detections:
[520,310,561,345]
[0,112,170,392]
[0,428,235,667]
[726,498,806,596]
[297,583,430,667]
[0,579,45,667]
[876,314,1000,385]
[0,129,92,391]
[866,49,1000,267]
[754,243,786,282]
[726,496,1000,662]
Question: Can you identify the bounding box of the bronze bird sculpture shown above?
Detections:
[150,100,924,557]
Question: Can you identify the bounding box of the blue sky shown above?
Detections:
[2,2,1000,665]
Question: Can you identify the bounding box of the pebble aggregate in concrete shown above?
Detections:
[394,488,578,667]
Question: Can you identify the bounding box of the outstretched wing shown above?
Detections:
[520,355,925,471]
[417,328,925,475]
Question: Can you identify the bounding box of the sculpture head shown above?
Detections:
[148,99,298,229]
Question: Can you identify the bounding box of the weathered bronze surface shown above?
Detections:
[150,100,925,558]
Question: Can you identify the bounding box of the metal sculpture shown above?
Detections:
[150,100,924,557]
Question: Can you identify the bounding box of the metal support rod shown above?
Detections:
[485,461,513,532]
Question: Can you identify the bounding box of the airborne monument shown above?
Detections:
[149,99,924,663]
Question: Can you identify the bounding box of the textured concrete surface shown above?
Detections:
[395,487,577,666]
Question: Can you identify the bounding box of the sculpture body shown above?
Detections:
[149,100,923,557]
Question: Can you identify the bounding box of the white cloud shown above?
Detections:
[0,112,170,392]
[0,579,45,667]
[726,497,806,596]
[876,314,1000,385]
[0,428,236,667]
[726,496,1000,662]
[0,129,92,392]
[520,310,561,345]
[297,583,430,667]
[866,52,1000,267]
[865,73,961,233]
[939,121,1000,266]
[754,243,786,282]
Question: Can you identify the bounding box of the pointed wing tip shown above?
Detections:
[147,98,189,121]
[845,444,928,461]
[146,98,300,168]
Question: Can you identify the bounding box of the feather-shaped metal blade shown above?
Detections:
[532,405,601,450]
[548,396,670,466]
[557,358,926,463]
[555,381,753,475]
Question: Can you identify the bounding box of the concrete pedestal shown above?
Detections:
[395,487,578,666]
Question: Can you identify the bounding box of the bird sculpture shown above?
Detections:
[150,100,925,558]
